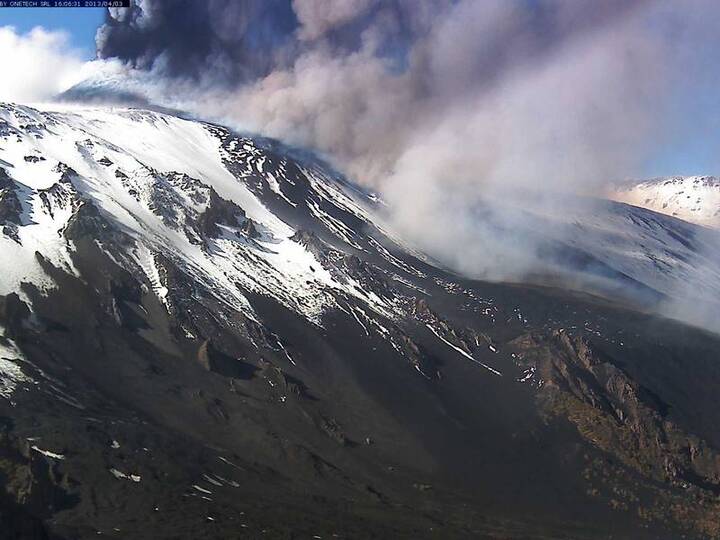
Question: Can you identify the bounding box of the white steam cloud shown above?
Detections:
[0,26,87,102]
[121,0,693,280]
[31,0,720,330]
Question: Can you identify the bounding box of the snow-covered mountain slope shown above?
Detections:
[611,175,720,228]
[4,102,720,538]
[500,193,720,313]
[2,102,720,334]
[0,102,405,325]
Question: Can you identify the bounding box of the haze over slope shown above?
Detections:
[2,103,720,538]
[2,1,719,313]
[49,0,720,291]
[2,101,720,331]
[3,3,720,538]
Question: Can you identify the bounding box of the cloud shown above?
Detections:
[93,0,674,193]
[0,26,87,103]
[292,0,377,41]
[96,0,298,82]
[81,0,720,330]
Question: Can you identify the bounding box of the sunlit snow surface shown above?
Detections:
[612,176,720,229]
[0,333,31,400]
[2,101,720,379]
[0,102,400,325]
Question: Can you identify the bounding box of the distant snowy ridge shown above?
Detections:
[611,175,720,228]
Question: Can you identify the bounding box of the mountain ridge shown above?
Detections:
[612,175,720,228]
[1,102,720,538]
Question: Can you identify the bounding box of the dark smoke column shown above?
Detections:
[96,0,299,83]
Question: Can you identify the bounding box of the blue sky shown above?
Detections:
[0,8,103,57]
[0,6,716,178]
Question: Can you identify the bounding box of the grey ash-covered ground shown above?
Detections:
[1,104,720,539]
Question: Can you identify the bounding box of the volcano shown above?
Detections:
[1,103,720,539]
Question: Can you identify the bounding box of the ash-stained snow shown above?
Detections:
[3,102,720,342]
[134,242,169,308]
[306,198,364,250]
[0,103,404,326]
[265,171,297,207]
[110,468,141,482]
[425,324,502,376]
[31,446,65,460]
[0,331,31,400]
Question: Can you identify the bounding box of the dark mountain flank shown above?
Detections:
[0,103,719,539]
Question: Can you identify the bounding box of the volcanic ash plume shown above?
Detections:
[89,0,720,303]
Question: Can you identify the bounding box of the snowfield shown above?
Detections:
[611,176,720,228]
[1,101,720,345]
[0,102,401,324]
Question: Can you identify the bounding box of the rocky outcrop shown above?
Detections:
[511,329,720,490]
[194,189,248,240]
[0,293,30,338]
[0,423,77,539]
[290,229,327,258]
[395,331,440,379]
[0,169,23,242]
[197,339,256,380]
[292,228,394,303]
[38,166,81,220]
[413,298,495,358]
[64,200,132,250]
